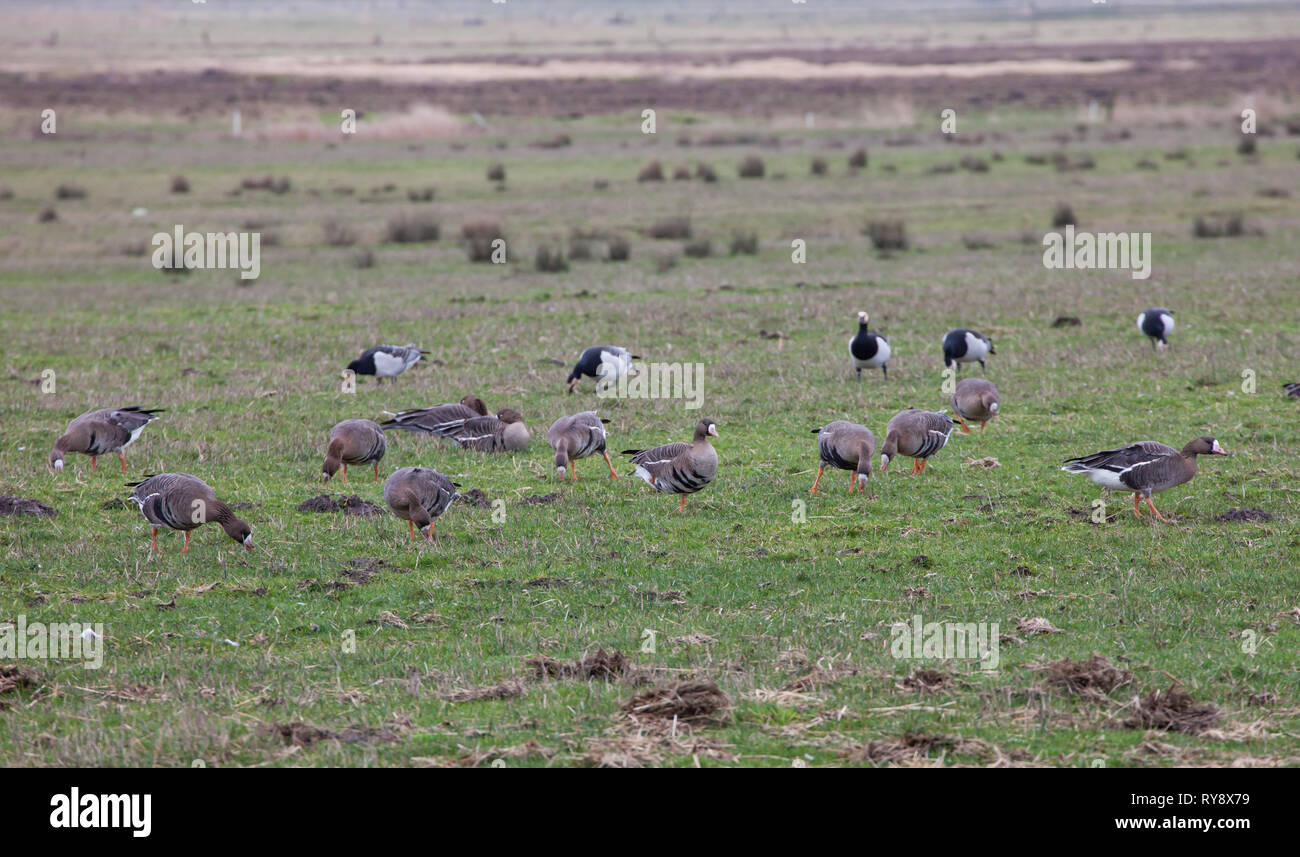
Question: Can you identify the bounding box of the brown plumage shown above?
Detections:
[623,418,719,511]
[1062,436,1227,521]
[49,406,163,473]
[951,379,1000,433]
[322,419,387,483]
[127,473,252,554]
[547,411,615,480]
[383,466,457,540]
[433,408,530,453]
[810,421,876,493]
[880,409,955,475]
[379,395,489,433]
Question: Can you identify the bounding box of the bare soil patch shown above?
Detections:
[0,496,55,517]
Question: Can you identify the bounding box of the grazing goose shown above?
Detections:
[383,466,457,540]
[567,345,640,394]
[848,311,890,381]
[1061,436,1227,521]
[127,473,253,554]
[1284,383,1300,400]
[322,419,387,483]
[346,344,428,384]
[547,411,616,480]
[623,418,719,511]
[49,406,163,473]
[432,408,530,453]
[810,421,876,493]
[951,378,1000,433]
[880,409,956,474]
[380,395,489,434]
[942,329,995,373]
[1137,308,1174,351]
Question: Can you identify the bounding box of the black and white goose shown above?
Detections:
[942,329,994,373]
[848,311,890,381]
[1137,308,1175,351]
[566,345,640,394]
[1284,383,1300,400]
[346,344,428,384]
[1062,436,1227,521]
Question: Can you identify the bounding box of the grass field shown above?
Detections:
[2,5,1300,768]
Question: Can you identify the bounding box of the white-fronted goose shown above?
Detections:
[346,343,428,384]
[1137,308,1174,351]
[623,418,719,511]
[942,329,994,373]
[383,466,457,540]
[810,420,876,493]
[322,419,387,483]
[434,408,530,453]
[127,473,253,554]
[380,395,490,434]
[567,345,640,394]
[1284,383,1300,400]
[49,406,163,473]
[547,411,616,480]
[848,312,890,381]
[1061,436,1227,521]
[951,378,1000,433]
[880,409,956,475]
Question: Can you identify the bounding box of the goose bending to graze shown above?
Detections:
[942,329,994,373]
[1137,308,1174,351]
[127,473,252,554]
[548,411,616,480]
[1061,436,1227,522]
[623,418,718,511]
[49,406,163,473]
[346,344,428,384]
[810,421,876,493]
[848,311,890,381]
[951,379,1000,433]
[431,408,530,453]
[1284,383,1300,399]
[383,466,457,541]
[880,409,955,475]
[567,345,640,394]
[380,395,489,433]
[322,419,387,483]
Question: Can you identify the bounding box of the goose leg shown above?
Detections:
[882,365,888,380]
[910,459,921,475]
[90,455,97,472]
[678,495,687,512]
[373,463,380,482]
[182,530,191,555]
[956,417,971,434]
[848,471,856,493]
[119,452,128,473]
[810,464,825,493]
[856,368,862,383]
[1145,497,1169,522]
[1132,494,1143,518]
[151,528,159,552]
[602,451,618,479]
[408,519,416,540]
[980,421,987,432]
[918,459,928,474]
[341,464,348,484]
[425,523,435,541]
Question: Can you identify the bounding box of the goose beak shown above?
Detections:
[53,459,64,472]
[708,424,719,438]
[1211,440,1228,455]
[243,535,255,550]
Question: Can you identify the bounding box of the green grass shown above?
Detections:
[1,104,1299,767]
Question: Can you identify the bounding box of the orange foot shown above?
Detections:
[678,495,687,512]
[957,418,971,434]
[1132,494,1143,518]
[1145,497,1169,522]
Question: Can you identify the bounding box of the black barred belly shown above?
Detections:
[659,464,711,494]
[819,440,857,471]
[910,433,948,459]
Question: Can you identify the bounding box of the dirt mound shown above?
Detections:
[1038,656,1132,697]
[262,720,404,747]
[901,668,950,693]
[1052,316,1081,327]
[620,680,730,723]
[1124,685,1222,734]
[296,494,384,516]
[1217,508,1273,523]
[527,647,629,681]
[520,493,560,505]
[455,488,491,508]
[0,496,55,517]
[841,732,958,764]
[0,665,42,706]
[438,680,525,703]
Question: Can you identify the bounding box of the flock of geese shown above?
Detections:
[42,306,1286,554]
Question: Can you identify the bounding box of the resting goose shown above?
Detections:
[383,466,457,540]
[810,421,876,493]
[848,311,890,381]
[1284,383,1300,400]
[380,395,489,434]
[880,409,956,474]
[567,345,640,394]
[623,418,719,511]
[127,473,253,554]
[1061,436,1227,521]
[432,408,530,453]
[1137,308,1174,351]
[322,419,387,483]
[942,329,995,373]
[49,406,163,473]
[951,379,1000,433]
[548,411,616,480]
[346,344,428,384]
